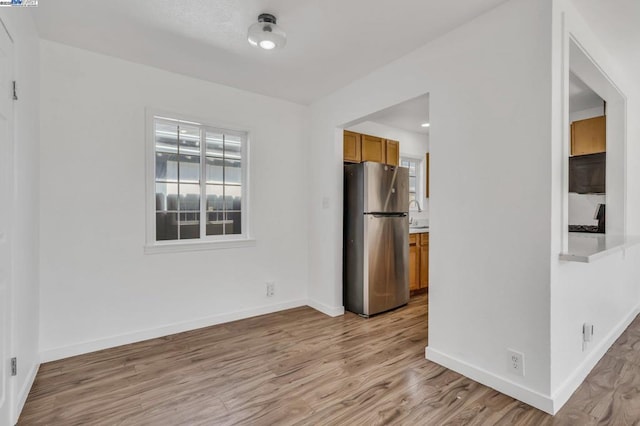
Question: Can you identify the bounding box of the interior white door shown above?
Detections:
[0,21,14,426]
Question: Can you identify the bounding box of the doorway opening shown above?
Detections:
[339,93,430,323]
[565,37,626,248]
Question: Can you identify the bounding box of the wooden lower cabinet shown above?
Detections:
[409,232,429,293]
[409,234,419,291]
[419,233,429,289]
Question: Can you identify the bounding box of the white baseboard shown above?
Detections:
[425,346,554,414]
[307,298,345,317]
[550,306,640,414]
[40,299,308,363]
[12,361,40,425]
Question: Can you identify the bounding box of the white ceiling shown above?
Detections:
[365,94,430,134]
[569,72,603,113]
[32,0,509,105]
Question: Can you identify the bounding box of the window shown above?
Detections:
[400,157,420,204]
[147,113,251,251]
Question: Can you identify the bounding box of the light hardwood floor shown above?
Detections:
[19,294,640,425]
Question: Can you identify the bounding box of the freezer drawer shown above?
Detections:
[364,214,409,315]
[364,162,409,214]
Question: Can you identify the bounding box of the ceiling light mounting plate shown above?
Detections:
[258,13,277,24]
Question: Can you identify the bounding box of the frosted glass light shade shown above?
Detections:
[248,14,286,50]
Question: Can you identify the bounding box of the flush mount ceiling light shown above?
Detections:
[421,123,430,128]
[248,13,286,50]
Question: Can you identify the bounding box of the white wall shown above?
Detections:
[309,0,555,412]
[39,41,310,360]
[568,193,605,226]
[549,0,640,412]
[0,10,41,424]
[569,105,602,123]
[346,121,430,219]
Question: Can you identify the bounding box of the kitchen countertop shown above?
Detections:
[409,227,429,234]
[559,233,640,263]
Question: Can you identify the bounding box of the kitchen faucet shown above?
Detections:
[408,199,422,212]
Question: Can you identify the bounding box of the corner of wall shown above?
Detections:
[12,361,39,425]
[306,298,345,317]
[426,346,555,414]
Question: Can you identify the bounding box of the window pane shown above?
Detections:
[206,218,225,236]
[179,184,200,211]
[179,212,200,240]
[226,211,242,235]
[206,184,224,236]
[156,183,178,212]
[206,185,224,211]
[156,152,178,182]
[178,125,200,155]
[409,193,416,203]
[409,176,416,193]
[156,182,178,212]
[409,162,416,176]
[155,122,178,154]
[225,185,242,211]
[224,159,242,185]
[206,157,224,184]
[156,212,178,241]
[206,132,224,157]
[204,185,242,236]
[179,154,200,183]
[225,186,242,234]
[224,134,242,160]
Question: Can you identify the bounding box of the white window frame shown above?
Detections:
[145,109,255,254]
[400,155,423,210]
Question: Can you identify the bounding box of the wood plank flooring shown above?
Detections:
[18,294,640,425]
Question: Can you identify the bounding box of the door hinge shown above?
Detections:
[10,357,17,376]
[12,81,17,101]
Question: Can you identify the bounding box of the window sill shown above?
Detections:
[559,233,640,263]
[144,238,256,254]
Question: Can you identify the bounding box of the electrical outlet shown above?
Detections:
[266,281,275,297]
[508,349,525,377]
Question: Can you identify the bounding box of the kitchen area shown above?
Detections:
[341,94,430,317]
[559,38,632,263]
[568,72,607,236]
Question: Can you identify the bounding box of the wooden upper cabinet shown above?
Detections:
[571,116,606,156]
[343,131,362,163]
[385,140,399,166]
[361,134,386,163]
[343,131,402,165]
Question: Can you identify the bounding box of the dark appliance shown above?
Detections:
[569,152,605,194]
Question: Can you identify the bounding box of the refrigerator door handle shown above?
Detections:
[369,213,408,218]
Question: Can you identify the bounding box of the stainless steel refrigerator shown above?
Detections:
[344,162,409,317]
